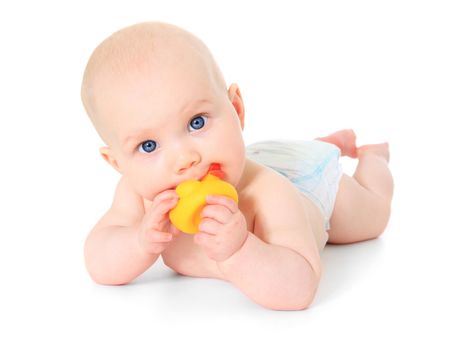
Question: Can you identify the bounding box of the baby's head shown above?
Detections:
[81,22,246,201]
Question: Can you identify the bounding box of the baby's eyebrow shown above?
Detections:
[122,133,148,147]
[121,99,212,147]
[179,98,212,115]
[121,127,159,146]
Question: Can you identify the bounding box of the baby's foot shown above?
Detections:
[357,143,390,163]
[316,129,357,158]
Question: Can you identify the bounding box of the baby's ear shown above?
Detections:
[228,83,245,130]
[99,146,122,173]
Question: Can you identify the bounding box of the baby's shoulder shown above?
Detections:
[240,159,316,246]
[239,158,303,212]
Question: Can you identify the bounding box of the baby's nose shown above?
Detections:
[175,150,201,175]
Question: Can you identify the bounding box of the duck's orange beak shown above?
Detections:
[208,163,225,179]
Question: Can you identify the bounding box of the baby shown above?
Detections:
[81,22,393,310]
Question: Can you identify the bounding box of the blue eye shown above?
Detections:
[188,115,207,131]
[138,140,158,153]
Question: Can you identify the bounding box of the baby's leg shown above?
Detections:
[319,131,394,244]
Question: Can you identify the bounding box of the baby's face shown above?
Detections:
[96,63,246,201]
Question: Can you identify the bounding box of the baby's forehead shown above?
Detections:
[82,22,227,144]
[94,30,222,104]
[104,83,220,146]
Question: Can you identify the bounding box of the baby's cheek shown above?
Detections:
[128,172,162,201]
[144,185,169,202]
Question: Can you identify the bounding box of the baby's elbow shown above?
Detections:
[287,264,321,310]
[84,257,131,286]
[289,285,318,311]
[84,239,132,286]
[88,271,131,286]
[268,273,320,311]
[267,288,316,311]
[291,267,321,310]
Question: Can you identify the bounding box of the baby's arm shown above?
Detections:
[217,175,322,310]
[84,177,179,285]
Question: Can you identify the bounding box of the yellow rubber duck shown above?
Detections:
[169,165,238,234]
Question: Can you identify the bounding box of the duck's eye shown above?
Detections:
[188,115,207,131]
[138,140,158,153]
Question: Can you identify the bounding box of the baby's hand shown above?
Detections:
[194,195,248,262]
[137,190,180,255]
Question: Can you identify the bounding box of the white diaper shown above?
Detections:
[246,139,342,230]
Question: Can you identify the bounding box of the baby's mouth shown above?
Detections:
[172,164,224,190]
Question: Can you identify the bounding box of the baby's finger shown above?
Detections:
[151,190,179,209]
[146,230,174,243]
[146,241,171,255]
[205,195,238,213]
[148,197,179,225]
[200,205,232,224]
[198,218,222,235]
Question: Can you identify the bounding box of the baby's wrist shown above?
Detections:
[216,230,253,277]
[135,224,162,258]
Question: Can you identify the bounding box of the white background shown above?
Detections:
[1,0,470,349]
